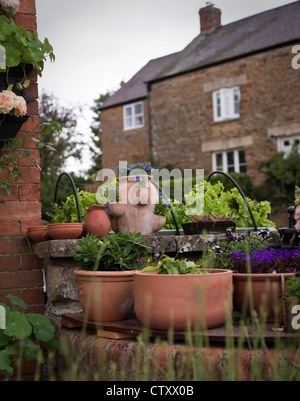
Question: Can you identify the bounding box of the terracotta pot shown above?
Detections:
[134,269,233,330]
[84,204,111,238]
[26,225,50,242]
[74,269,134,322]
[47,223,84,239]
[232,272,295,323]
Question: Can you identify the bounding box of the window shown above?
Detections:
[213,87,240,121]
[213,149,246,173]
[123,102,144,130]
[277,135,300,156]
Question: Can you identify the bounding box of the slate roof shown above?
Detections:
[101,1,300,110]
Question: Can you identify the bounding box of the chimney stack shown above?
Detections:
[199,3,221,33]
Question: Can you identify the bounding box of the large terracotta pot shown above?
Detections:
[74,269,134,322]
[134,269,233,330]
[84,204,111,238]
[232,272,294,323]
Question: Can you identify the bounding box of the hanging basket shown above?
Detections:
[0,113,29,145]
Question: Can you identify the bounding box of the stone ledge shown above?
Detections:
[33,233,226,259]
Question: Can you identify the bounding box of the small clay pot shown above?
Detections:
[84,205,111,238]
[26,225,50,242]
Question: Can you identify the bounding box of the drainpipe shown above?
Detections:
[146,82,153,157]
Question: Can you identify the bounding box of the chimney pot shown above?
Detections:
[199,4,221,33]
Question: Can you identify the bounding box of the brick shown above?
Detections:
[0,220,21,236]
[0,255,21,272]
[0,186,18,201]
[0,201,41,220]
[21,218,43,235]
[17,0,36,15]
[14,13,37,31]
[0,270,43,290]
[22,287,44,306]
[19,167,41,185]
[21,252,43,271]
[0,236,32,254]
[0,289,22,304]
[19,183,41,201]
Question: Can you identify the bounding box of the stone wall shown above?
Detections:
[149,46,299,186]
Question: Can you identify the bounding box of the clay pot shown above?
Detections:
[47,223,84,239]
[134,269,233,330]
[26,225,50,242]
[74,270,134,322]
[84,205,111,238]
[232,272,295,322]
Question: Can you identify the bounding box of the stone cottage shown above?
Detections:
[100,2,300,186]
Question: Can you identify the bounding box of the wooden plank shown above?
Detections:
[60,312,300,343]
[96,329,136,339]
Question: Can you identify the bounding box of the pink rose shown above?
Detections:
[13,94,27,117]
[0,90,15,114]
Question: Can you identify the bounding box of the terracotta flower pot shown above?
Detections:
[47,223,84,239]
[134,269,233,330]
[26,225,50,242]
[232,272,295,322]
[74,270,134,322]
[84,204,111,238]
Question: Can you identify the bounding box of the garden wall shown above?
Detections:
[0,0,44,315]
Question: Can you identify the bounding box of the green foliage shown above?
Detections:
[74,232,150,271]
[0,15,55,76]
[285,276,300,298]
[260,147,300,211]
[48,190,97,223]
[0,294,59,378]
[156,180,275,229]
[0,120,61,196]
[142,256,204,275]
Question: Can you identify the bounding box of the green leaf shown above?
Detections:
[6,294,27,310]
[4,311,32,339]
[27,313,55,342]
[0,350,13,377]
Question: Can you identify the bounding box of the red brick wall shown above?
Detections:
[0,0,44,314]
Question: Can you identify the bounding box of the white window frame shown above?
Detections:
[213,87,240,122]
[277,134,300,156]
[212,149,246,173]
[123,102,144,130]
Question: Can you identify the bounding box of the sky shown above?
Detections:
[34,0,297,174]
